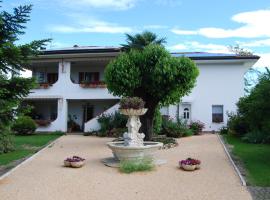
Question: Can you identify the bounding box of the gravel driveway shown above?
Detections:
[0,134,252,200]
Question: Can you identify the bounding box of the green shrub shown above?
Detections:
[152,136,177,145]
[51,130,65,135]
[189,121,205,135]
[182,128,194,137]
[227,112,248,136]
[160,118,188,138]
[119,158,154,173]
[242,131,270,144]
[11,116,37,135]
[219,126,229,135]
[0,127,14,154]
[153,108,162,135]
[111,112,127,129]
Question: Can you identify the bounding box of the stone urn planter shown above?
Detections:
[104,97,164,167]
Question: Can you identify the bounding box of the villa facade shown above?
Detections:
[24,46,259,132]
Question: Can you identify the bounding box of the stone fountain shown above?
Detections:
[103,108,164,167]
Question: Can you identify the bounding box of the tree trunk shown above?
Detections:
[140,103,157,141]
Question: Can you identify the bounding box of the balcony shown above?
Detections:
[79,81,107,88]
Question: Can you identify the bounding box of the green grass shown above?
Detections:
[0,134,62,166]
[119,158,154,174]
[223,134,270,186]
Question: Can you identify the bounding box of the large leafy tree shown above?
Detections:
[105,41,199,140]
[0,1,49,153]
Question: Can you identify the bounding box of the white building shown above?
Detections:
[24,46,259,132]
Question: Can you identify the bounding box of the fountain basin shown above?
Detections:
[107,141,163,161]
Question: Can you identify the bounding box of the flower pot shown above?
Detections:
[70,161,85,168]
[64,160,71,167]
[119,108,147,116]
[196,164,201,169]
[181,164,196,171]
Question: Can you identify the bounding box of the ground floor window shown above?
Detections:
[212,105,223,123]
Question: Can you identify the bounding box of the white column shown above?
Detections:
[58,61,71,84]
[56,98,68,132]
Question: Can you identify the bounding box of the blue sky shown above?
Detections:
[2,0,270,67]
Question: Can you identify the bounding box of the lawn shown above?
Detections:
[0,134,62,166]
[223,134,270,186]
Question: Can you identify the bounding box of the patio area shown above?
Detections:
[0,134,251,200]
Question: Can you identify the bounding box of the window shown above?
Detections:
[183,108,190,119]
[47,73,58,84]
[79,72,99,83]
[36,72,46,83]
[212,105,223,123]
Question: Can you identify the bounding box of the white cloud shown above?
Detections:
[49,14,133,34]
[171,9,270,38]
[171,28,197,35]
[169,41,231,53]
[143,25,168,29]
[155,0,182,7]
[237,38,270,47]
[62,0,137,10]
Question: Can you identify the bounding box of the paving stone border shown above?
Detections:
[219,134,270,200]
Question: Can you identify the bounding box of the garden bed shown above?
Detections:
[0,134,62,176]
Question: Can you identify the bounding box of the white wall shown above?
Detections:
[162,60,256,131]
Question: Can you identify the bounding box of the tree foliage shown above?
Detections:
[0,1,49,153]
[121,31,166,51]
[105,44,199,140]
[228,68,270,143]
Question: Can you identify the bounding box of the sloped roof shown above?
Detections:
[41,46,260,60]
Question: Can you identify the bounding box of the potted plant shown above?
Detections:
[179,158,201,171]
[64,156,85,168]
[119,97,146,116]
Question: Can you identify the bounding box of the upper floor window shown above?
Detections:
[183,108,190,119]
[79,72,99,83]
[212,105,223,123]
[36,72,45,83]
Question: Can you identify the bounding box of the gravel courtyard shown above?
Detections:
[0,134,252,200]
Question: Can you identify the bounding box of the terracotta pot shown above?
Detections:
[181,164,196,171]
[64,160,71,167]
[70,161,85,168]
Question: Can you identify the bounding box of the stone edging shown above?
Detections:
[0,136,63,181]
[216,134,247,186]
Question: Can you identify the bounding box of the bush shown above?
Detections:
[97,112,128,137]
[242,131,270,144]
[161,118,188,138]
[182,128,194,137]
[0,127,14,154]
[153,108,162,135]
[11,116,37,135]
[219,126,229,135]
[152,136,177,145]
[189,121,205,135]
[227,112,248,136]
[119,158,154,173]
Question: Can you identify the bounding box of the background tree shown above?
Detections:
[105,42,199,140]
[121,31,166,51]
[0,1,50,153]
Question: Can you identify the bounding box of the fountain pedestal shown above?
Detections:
[103,108,165,167]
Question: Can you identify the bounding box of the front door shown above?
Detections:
[181,104,191,123]
[82,104,94,129]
